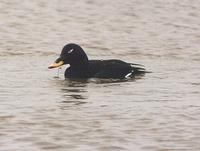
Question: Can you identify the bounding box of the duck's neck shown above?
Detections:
[69,52,89,68]
[70,59,89,68]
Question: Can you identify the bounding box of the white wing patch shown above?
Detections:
[125,70,134,78]
[68,49,74,54]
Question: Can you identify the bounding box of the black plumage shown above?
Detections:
[49,43,147,79]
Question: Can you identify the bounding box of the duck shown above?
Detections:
[48,43,147,79]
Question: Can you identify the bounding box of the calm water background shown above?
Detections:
[0,0,200,150]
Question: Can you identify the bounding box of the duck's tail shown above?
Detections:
[130,63,152,74]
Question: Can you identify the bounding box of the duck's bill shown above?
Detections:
[48,60,64,69]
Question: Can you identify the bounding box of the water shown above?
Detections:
[0,0,200,150]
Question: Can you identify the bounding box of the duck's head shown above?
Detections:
[48,43,89,69]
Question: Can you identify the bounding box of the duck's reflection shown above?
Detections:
[54,75,145,108]
[59,79,88,106]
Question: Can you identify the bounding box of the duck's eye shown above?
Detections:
[68,49,74,54]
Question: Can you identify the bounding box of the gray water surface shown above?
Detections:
[1,0,200,151]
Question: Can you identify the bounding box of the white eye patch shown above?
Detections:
[68,49,74,54]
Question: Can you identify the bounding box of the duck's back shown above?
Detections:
[89,59,145,79]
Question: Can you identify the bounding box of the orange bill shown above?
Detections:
[48,60,64,69]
